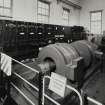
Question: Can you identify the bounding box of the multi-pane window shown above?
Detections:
[0,0,12,17]
[62,8,70,25]
[90,11,102,35]
[37,0,50,23]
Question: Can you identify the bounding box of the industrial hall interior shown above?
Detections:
[0,0,105,105]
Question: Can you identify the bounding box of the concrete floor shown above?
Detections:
[83,71,105,104]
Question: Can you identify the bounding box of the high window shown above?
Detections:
[37,0,50,23]
[90,11,102,35]
[0,0,12,18]
[62,8,70,25]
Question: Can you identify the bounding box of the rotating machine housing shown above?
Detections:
[38,40,102,84]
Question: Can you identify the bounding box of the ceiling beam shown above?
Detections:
[59,0,82,9]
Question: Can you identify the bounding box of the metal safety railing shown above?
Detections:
[0,52,43,105]
[87,97,103,105]
[42,76,83,105]
[0,52,104,105]
[11,83,36,105]
[42,76,103,105]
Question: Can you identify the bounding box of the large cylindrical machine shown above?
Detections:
[38,40,98,81]
[11,40,102,105]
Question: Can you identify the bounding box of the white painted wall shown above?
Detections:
[50,0,80,26]
[80,0,105,33]
[11,0,80,26]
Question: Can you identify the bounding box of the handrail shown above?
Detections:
[87,97,103,105]
[13,72,39,92]
[0,53,40,105]
[12,58,39,74]
[42,76,60,105]
[42,76,83,105]
[66,85,83,105]
[42,76,103,105]
[0,53,103,105]
[11,83,36,105]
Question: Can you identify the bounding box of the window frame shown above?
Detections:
[37,0,50,24]
[0,0,13,18]
[62,7,70,25]
[90,10,102,35]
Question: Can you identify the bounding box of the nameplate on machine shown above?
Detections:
[49,72,67,97]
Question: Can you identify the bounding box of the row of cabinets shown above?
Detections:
[0,20,86,60]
